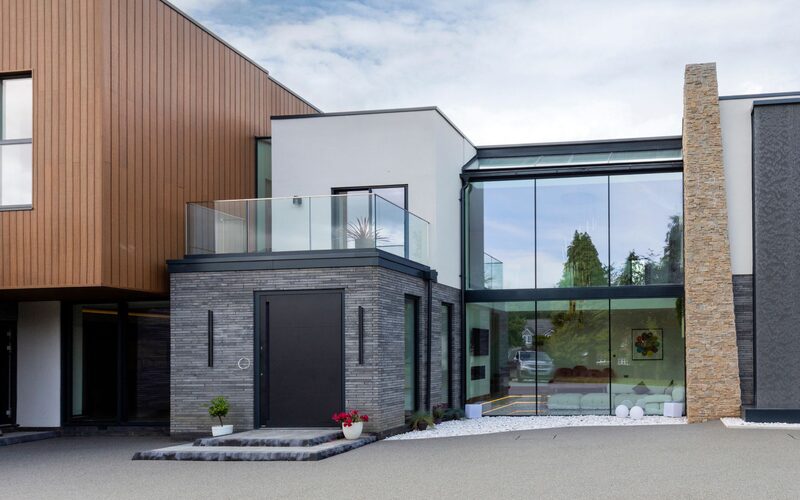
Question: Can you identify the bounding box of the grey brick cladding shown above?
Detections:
[732,275,754,406]
[170,265,461,436]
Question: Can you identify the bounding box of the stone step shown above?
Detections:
[133,436,375,461]
[194,428,344,447]
[0,430,60,447]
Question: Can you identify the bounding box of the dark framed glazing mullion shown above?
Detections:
[534,179,539,414]
[607,177,612,414]
[118,302,128,424]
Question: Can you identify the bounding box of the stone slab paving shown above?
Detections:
[132,435,375,461]
[0,430,60,447]
[194,428,343,447]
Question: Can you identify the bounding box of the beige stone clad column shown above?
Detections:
[682,62,742,422]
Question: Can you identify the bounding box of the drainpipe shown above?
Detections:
[459,175,468,410]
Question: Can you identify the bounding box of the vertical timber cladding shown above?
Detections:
[0,0,317,294]
[682,63,742,421]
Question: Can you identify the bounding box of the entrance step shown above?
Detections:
[0,430,60,447]
[194,428,343,447]
[133,435,375,461]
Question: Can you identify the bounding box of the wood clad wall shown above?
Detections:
[0,0,318,295]
[0,0,104,291]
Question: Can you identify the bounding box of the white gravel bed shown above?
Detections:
[386,415,687,440]
[721,417,800,430]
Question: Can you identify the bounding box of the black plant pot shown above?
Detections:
[416,422,428,431]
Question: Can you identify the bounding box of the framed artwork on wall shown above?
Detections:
[632,328,663,360]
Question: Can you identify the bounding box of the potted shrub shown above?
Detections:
[347,217,387,249]
[208,396,233,436]
[409,411,435,431]
[332,410,369,440]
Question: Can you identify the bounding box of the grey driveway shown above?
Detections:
[1,421,798,499]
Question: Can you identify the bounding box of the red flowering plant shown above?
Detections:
[332,410,369,427]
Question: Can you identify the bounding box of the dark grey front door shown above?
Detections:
[259,290,343,427]
[0,322,14,426]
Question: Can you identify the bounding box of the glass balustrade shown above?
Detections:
[185,193,429,266]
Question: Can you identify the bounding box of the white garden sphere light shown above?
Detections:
[630,406,645,420]
[615,405,629,418]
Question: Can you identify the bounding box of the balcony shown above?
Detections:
[185,193,430,266]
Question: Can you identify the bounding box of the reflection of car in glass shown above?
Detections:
[511,351,554,381]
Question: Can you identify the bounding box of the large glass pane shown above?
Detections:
[466,302,537,416]
[537,300,610,415]
[0,143,32,206]
[536,176,608,288]
[375,195,406,257]
[610,173,683,285]
[610,298,685,416]
[404,297,418,412]
[271,197,311,251]
[467,180,535,289]
[124,302,170,422]
[1,78,32,140]
[71,304,119,421]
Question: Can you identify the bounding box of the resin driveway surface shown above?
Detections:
[1,421,798,499]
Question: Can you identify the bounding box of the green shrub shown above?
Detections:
[208,396,230,426]
[443,408,465,421]
[408,411,435,431]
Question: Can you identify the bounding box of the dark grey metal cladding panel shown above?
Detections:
[753,102,800,408]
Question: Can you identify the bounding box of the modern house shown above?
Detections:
[2,0,799,439]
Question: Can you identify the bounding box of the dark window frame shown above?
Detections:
[404,294,421,414]
[0,72,34,211]
[441,302,454,407]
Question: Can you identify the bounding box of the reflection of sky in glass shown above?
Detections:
[609,173,682,277]
[482,180,535,289]
[536,177,608,288]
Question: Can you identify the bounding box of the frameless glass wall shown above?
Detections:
[466,172,683,290]
[465,169,684,416]
[466,298,684,416]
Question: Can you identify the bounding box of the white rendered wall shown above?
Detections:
[272,110,475,288]
[16,301,61,427]
[720,94,800,275]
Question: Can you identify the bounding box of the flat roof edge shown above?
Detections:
[720,91,800,101]
[476,136,682,157]
[272,106,475,147]
[752,97,800,107]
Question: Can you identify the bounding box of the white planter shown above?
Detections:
[342,421,363,440]
[212,425,233,437]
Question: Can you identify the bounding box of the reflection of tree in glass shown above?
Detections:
[544,301,607,370]
[558,231,607,287]
[612,215,683,285]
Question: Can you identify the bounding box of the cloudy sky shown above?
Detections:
[171,0,800,145]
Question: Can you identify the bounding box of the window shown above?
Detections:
[440,303,453,405]
[0,75,33,208]
[68,302,170,424]
[404,296,419,413]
